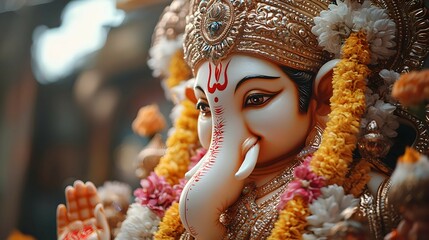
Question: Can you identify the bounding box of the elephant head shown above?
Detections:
[178,55,337,239]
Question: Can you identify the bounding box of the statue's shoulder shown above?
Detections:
[358,177,401,240]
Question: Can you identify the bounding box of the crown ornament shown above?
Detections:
[184,0,332,73]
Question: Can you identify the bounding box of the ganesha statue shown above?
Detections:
[56,0,429,239]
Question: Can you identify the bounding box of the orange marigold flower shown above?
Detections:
[132,104,167,137]
[392,70,429,106]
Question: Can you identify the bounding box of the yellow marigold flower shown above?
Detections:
[311,31,369,186]
[392,69,429,106]
[342,31,371,65]
[154,202,185,239]
[268,196,309,240]
[344,159,372,197]
[155,99,199,185]
[132,104,166,137]
[166,50,193,88]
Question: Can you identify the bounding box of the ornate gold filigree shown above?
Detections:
[185,0,331,73]
[366,0,429,156]
[152,0,189,44]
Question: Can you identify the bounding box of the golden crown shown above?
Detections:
[184,0,331,73]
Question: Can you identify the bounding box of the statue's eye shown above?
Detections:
[244,93,275,107]
[196,101,211,117]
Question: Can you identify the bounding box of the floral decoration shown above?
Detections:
[154,100,199,185]
[154,202,185,239]
[189,147,207,170]
[116,203,161,240]
[303,185,360,240]
[134,172,185,217]
[360,68,400,139]
[268,197,310,240]
[278,156,325,210]
[361,99,398,138]
[343,159,372,197]
[132,104,167,137]
[311,31,369,185]
[392,69,429,106]
[148,35,184,79]
[353,1,396,64]
[379,69,400,101]
[312,0,396,64]
[270,30,370,240]
[97,181,132,202]
[166,50,193,89]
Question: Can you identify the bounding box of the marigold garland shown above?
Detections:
[343,158,372,197]
[268,197,310,239]
[166,50,193,89]
[310,31,370,186]
[269,31,370,239]
[154,202,185,239]
[154,99,199,185]
[153,47,198,185]
[153,49,198,237]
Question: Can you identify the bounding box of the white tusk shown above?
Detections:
[185,154,208,179]
[235,142,260,180]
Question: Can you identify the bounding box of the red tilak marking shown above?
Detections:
[183,107,225,235]
[215,62,222,81]
[207,61,230,94]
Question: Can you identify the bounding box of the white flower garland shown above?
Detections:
[116,203,161,240]
[361,69,400,138]
[312,0,396,64]
[147,34,184,79]
[313,0,400,139]
[379,69,400,102]
[303,185,360,240]
[97,181,132,201]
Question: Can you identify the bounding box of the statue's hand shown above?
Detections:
[56,181,110,240]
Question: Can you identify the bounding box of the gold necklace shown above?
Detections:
[219,160,301,239]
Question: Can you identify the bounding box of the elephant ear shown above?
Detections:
[185,78,197,103]
[313,59,339,117]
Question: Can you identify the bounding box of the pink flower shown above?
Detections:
[278,156,325,210]
[134,172,187,217]
[173,178,187,202]
[189,147,207,170]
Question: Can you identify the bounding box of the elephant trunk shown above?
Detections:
[179,110,259,239]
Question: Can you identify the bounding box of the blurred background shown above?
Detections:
[0,0,174,238]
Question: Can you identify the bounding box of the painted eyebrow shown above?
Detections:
[235,75,280,92]
[195,85,205,94]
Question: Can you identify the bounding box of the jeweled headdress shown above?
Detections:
[184,0,332,72]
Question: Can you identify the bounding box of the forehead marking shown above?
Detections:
[207,60,230,94]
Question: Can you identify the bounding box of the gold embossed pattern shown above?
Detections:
[184,0,331,73]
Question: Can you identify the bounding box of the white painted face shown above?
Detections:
[194,54,313,166]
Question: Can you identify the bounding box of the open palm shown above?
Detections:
[56,180,110,240]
